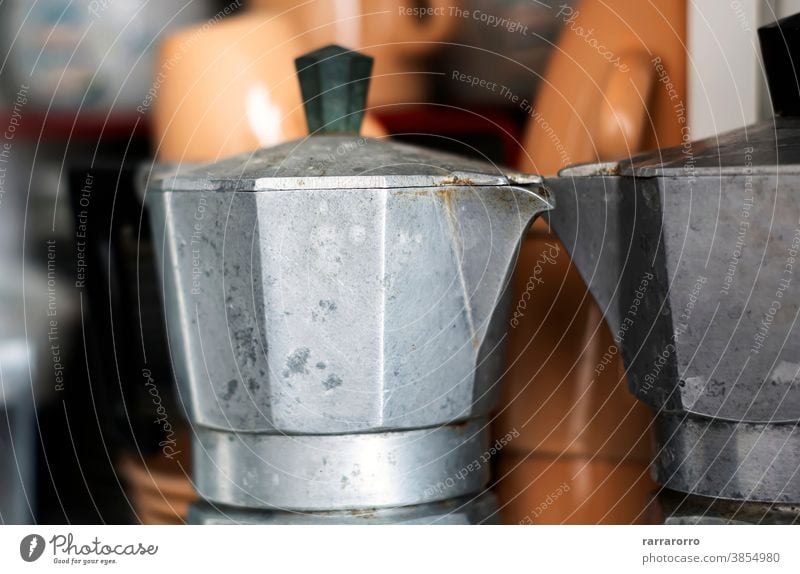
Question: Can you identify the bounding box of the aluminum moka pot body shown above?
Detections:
[146,135,551,513]
[547,118,800,510]
[546,15,800,515]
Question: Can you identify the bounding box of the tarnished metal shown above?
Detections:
[148,136,551,437]
[653,414,800,503]
[659,491,800,525]
[147,134,551,515]
[622,118,800,177]
[548,119,800,508]
[189,492,500,525]
[148,41,552,520]
[549,143,800,423]
[158,136,541,191]
[194,419,491,510]
[546,17,800,515]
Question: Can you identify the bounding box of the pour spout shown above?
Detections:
[544,165,625,334]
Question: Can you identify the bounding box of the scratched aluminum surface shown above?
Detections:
[653,413,800,503]
[194,419,491,510]
[188,491,500,525]
[154,136,543,191]
[147,136,552,435]
[548,155,800,423]
[547,122,800,505]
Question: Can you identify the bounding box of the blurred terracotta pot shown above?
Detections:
[118,445,194,525]
[250,0,459,107]
[496,456,655,524]
[496,226,656,524]
[519,0,687,173]
[498,231,653,461]
[153,9,386,162]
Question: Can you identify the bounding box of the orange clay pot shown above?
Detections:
[153,7,388,163]
[250,0,459,107]
[118,442,194,525]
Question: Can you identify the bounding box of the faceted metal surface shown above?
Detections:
[147,135,550,513]
[659,490,800,525]
[547,119,800,506]
[194,419,491,511]
[156,136,544,191]
[543,169,624,333]
[148,137,551,435]
[188,492,500,525]
[653,414,800,503]
[622,118,800,176]
[547,169,800,423]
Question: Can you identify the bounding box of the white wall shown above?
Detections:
[688,0,800,139]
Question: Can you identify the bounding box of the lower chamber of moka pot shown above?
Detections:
[188,492,500,525]
[657,489,800,525]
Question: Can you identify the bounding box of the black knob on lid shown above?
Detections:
[759,13,800,116]
[295,45,373,135]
